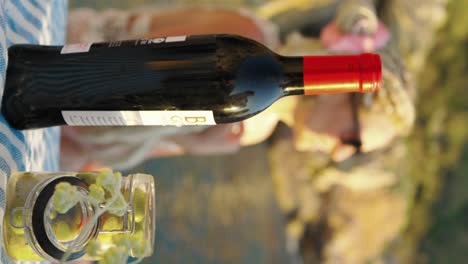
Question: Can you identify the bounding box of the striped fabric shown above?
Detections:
[0,1,68,263]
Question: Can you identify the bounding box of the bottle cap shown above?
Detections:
[303,53,382,95]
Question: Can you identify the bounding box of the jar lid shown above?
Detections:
[30,176,98,261]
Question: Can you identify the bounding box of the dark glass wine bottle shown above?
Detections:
[1,34,381,130]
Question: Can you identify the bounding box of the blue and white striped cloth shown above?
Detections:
[0,1,68,263]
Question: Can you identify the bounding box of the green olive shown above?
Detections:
[9,210,24,235]
[133,189,147,223]
[52,221,77,241]
[7,236,41,260]
[102,216,122,231]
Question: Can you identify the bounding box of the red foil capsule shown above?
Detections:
[303,53,382,95]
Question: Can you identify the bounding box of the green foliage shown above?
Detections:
[401,0,468,262]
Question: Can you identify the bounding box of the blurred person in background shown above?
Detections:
[62,0,450,263]
[266,0,448,263]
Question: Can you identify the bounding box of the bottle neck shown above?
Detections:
[279,56,304,96]
[280,53,382,96]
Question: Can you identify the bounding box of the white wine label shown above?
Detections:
[62,110,216,126]
[136,36,187,45]
[165,36,187,42]
[61,43,92,54]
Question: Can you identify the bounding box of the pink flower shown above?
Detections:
[320,21,390,53]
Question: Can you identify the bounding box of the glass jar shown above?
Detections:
[2,171,155,262]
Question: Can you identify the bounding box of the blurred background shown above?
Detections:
[66,0,467,263]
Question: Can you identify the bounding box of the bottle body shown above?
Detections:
[1,34,380,129]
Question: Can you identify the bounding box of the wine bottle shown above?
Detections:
[1,34,381,130]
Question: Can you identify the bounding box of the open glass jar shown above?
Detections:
[2,171,155,262]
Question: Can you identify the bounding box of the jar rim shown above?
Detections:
[24,176,99,262]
